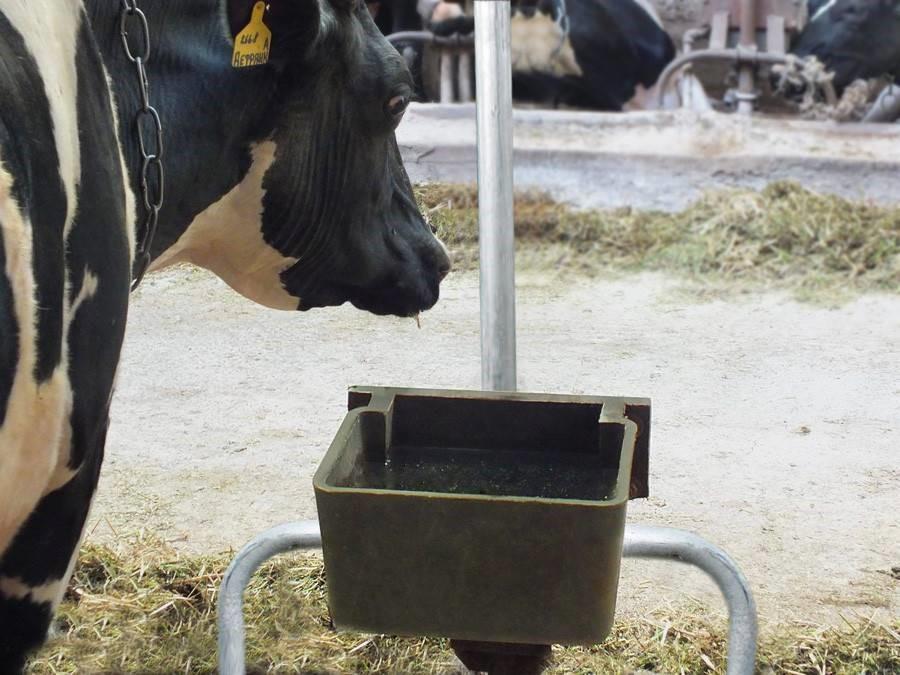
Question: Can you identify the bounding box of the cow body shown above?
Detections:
[792,0,900,94]
[374,0,710,111]
[0,0,448,670]
[508,0,674,110]
[511,0,710,111]
[0,5,132,667]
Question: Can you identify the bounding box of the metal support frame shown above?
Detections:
[736,0,757,115]
[474,0,517,391]
[386,32,476,104]
[218,522,757,675]
[623,525,758,675]
[657,48,787,107]
[218,521,322,674]
[864,84,900,123]
[660,0,807,113]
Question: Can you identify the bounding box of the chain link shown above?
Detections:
[120,0,164,291]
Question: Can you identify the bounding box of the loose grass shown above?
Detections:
[28,538,900,674]
[417,182,900,297]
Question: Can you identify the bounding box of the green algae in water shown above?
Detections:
[341,446,619,500]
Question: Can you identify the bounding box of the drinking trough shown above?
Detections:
[218,388,757,675]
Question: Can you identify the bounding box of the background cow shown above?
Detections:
[370,0,710,111]
[792,0,900,94]
[0,0,448,671]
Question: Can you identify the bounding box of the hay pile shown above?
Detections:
[28,538,900,674]
[418,182,900,296]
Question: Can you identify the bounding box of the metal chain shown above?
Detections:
[120,0,164,291]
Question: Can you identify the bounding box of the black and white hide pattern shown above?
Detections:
[0,4,133,669]
[368,0,710,111]
[509,0,709,111]
[0,0,448,671]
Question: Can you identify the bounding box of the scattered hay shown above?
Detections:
[417,182,900,297]
[28,538,900,674]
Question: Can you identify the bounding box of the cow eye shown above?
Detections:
[387,94,410,119]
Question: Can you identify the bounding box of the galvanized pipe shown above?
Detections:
[474,0,517,391]
[737,0,757,115]
[657,49,787,108]
[401,45,417,70]
[458,51,474,102]
[864,84,900,123]
[623,525,758,675]
[218,523,756,674]
[386,31,474,48]
[440,50,455,103]
[218,521,322,675]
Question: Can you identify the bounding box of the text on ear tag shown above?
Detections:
[232,1,271,68]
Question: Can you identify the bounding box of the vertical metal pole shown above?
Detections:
[458,51,474,103]
[736,0,757,115]
[440,50,456,103]
[475,0,517,391]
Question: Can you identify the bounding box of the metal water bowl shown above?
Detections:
[314,386,650,646]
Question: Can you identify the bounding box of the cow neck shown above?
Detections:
[84,0,279,263]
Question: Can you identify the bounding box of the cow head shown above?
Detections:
[154,0,450,317]
[792,0,900,93]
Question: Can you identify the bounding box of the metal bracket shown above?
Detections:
[218,522,757,675]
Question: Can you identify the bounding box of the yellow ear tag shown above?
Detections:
[232,2,271,68]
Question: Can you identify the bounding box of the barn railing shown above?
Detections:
[387,32,475,104]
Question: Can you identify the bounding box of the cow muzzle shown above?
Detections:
[296,230,451,317]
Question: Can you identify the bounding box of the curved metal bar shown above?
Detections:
[623,525,758,675]
[386,30,474,48]
[864,84,900,123]
[217,522,756,675]
[218,521,322,675]
[656,48,788,108]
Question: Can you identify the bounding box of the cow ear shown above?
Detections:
[225,0,321,63]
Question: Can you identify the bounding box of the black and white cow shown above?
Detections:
[508,0,679,110]
[793,0,900,94]
[371,0,709,111]
[0,0,449,670]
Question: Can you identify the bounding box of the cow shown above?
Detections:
[0,0,449,671]
[792,0,900,94]
[369,0,710,111]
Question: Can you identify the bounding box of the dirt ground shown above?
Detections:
[93,263,899,628]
